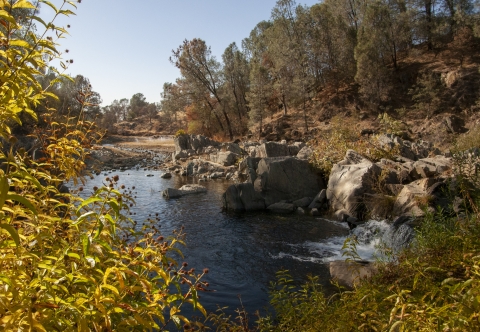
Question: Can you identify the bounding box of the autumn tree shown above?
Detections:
[248,62,273,136]
[222,42,250,134]
[160,81,187,124]
[170,38,234,140]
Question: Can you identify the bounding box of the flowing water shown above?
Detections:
[76,161,411,322]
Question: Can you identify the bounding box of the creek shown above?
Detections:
[77,152,410,322]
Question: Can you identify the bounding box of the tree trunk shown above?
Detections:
[206,98,225,132]
[425,0,433,50]
[303,97,308,132]
[282,94,287,116]
[221,106,234,140]
[213,112,224,132]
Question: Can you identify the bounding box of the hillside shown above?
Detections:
[113,39,480,153]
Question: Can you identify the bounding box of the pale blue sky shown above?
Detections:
[45,0,320,106]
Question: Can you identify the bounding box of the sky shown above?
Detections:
[43,0,320,106]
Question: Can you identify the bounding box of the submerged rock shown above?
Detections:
[266,202,296,214]
[162,184,207,199]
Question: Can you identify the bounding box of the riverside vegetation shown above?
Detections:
[3,1,480,332]
[0,1,208,331]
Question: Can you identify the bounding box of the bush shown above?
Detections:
[0,2,207,331]
[175,129,187,137]
[308,116,399,176]
[454,125,480,153]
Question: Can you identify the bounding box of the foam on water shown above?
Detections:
[272,220,396,263]
[270,251,325,263]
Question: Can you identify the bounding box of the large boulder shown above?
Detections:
[210,151,239,166]
[392,178,442,217]
[411,155,452,179]
[173,150,188,160]
[223,183,265,212]
[174,134,221,154]
[222,142,243,155]
[174,134,190,153]
[293,197,313,208]
[327,150,382,220]
[238,157,262,183]
[254,142,289,158]
[444,115,467,134]
[255,157,324,207]
[296,146,313,160]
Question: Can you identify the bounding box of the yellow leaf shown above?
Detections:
[101,284,120,297]
[12,0,36,9]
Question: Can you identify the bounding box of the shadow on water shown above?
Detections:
[76,168,351,322]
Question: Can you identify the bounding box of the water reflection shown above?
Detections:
[76,169,350,317]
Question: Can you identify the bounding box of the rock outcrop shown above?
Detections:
[392,178,444,217]
[327,150,381,219]
[255,157,324,207]
[222,183,265,212]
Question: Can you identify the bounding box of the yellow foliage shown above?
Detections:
[0,2,207,331]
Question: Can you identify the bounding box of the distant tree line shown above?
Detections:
[28,0,478,138]
[159,0,480,139]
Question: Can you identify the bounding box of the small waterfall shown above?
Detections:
[382,223,415,253]
[300,219,415,262]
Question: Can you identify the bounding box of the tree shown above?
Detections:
[170,38,234,140]
[355,0,412,105]
[269,0,314,130]
[160,82,187,124]
[129,92,147,119]
[248,62,273,136]
[222,42,250,134]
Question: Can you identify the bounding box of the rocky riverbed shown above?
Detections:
[89,133,470,288]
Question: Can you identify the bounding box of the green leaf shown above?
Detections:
[39,0,58,13]
[29,15,48,28]
[73,211,96,225]
[0,274,13,287]
[0,175,9,210]
[0,223,20,247]
[76,197,102,214]
[58,9,76,16]
[81,234,90,257]
[95,239,112,252]
[67,252,80,260]
[7,194,37,215]
[101,284,120,297]
[107,200,120,217]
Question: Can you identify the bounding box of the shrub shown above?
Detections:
[308,116,400,176]
[454,125,480,153]
[175,129,187,137]
[0,2,207,331]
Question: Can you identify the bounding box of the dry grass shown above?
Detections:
[103,135,175,151]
